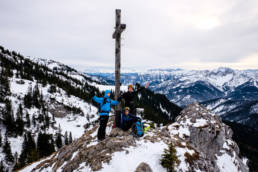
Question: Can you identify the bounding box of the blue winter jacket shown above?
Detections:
[93,90,119,116]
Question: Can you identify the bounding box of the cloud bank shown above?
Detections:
[0,0,258,70]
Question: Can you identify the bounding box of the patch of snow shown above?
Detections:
[100,140,167,172]
[175,147,193,171]
[250,103,258,114]
[159,104,169,115]
[242,157,248,166]
[9,136,24,155]
[216,152,239,172]
[192,119,208,128]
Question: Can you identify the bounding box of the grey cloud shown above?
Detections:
[0,0,258,70]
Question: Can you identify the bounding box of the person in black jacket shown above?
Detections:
[114,82,149,128]
[118,82,149,114]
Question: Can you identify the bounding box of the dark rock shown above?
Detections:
[135,162,153,172]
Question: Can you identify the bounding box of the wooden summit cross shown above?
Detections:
[113,9,126,127]
[112,9,126,102]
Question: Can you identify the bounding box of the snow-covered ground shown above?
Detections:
[99,140,167,172]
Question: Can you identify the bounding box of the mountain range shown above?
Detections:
[87,67,258,130]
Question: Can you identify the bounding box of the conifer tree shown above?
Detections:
[26,112,30,128]
[0,161,4,172]
[15,132,39,170]
[17,104,23,118]
[69,132,73,144]
[32,84,40,108]
[37,132,55,157]
[16,104,24,136]
[0,68,10,102]
[24,85,32,108]
[39,90,44,108]
[32,114,36,126]
[55,125,63,149]
[44,110,50,129]
[160,143,179,172]
[64,131,69,145]
[3,99,15,135]
[26,132,39,163]
[17,134,28,168]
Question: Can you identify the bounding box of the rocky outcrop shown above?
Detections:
[165,102,249,172]
[135,162,153,172]
[22,102,249,172]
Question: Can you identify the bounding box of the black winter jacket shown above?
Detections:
[118,85,144,112]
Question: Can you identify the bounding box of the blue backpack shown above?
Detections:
[133,121,144,137]
[99,97,111,113]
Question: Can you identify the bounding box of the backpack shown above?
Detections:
[99,97,111,113]
[133,120,144,137]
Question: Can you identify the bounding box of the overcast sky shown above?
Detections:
[0,0,258,71]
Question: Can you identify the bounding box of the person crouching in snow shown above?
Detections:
[120,107,141,131]
[93,90,119,141]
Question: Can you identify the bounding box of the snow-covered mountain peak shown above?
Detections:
[21,103,248,172]
[213,67,235,74]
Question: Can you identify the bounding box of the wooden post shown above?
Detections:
[112,9,126,127]
[113,9,126,102]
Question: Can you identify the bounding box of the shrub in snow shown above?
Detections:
[160,143,179,172]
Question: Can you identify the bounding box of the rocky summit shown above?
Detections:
[20,103,248,172]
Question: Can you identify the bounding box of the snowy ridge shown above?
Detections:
[21,102,248,172]
[30,57,102,86]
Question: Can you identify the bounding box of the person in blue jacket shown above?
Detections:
[93,90,119,141]
[120,107,141,131]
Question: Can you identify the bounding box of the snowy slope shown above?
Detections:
[0,72,99,171]
[0,48,108,171]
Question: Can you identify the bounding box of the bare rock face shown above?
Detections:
[48,102,72,118]
[135,162,153,172]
